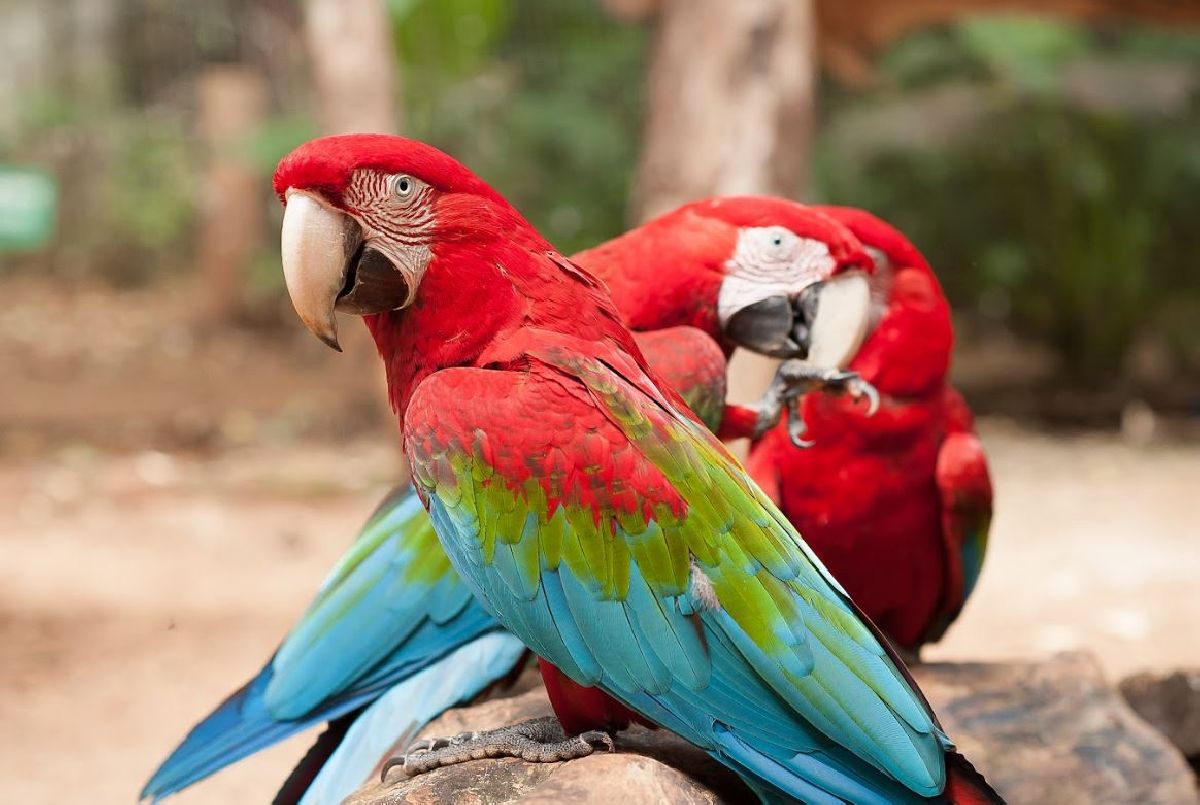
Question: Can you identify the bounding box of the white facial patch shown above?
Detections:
[342,169,437,308]
[717,226,837,325]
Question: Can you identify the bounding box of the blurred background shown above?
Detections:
[1,1,1197,802]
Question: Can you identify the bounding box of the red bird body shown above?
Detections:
[747,207,993,651]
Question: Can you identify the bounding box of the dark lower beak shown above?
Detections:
[334,246,412,316]
[723,286,822,359]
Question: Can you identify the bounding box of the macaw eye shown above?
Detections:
[391,174,416,199]
[762,227,794,257]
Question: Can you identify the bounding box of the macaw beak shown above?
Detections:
[800,270,872,368]
[723,271,872,367]
[280,190,413,351]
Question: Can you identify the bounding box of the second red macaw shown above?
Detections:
[746,206,993,654]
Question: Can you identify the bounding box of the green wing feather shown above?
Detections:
[405,336,951,801]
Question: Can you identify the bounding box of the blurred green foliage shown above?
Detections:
[390,0,646,254]
[4,4,1198,393]
[4,89,197,284]
[818,16,1200,385]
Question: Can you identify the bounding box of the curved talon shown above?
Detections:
[380,755,406,783]
[787,404,814,449]
[581,730,616,753]
[380,733,454,783]
[857,380,880,416]
[405,738,435,754]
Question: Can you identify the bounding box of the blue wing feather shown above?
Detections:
[142,485,511,801]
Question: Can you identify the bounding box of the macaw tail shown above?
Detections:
[295,632,528,805]
[142,483,518,802]
[140,663,348,802]
[272,710,362,805]
[942,750,1004,804]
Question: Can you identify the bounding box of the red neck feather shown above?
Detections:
[366,234,637,421]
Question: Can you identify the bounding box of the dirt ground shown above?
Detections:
[2,278,1198,803]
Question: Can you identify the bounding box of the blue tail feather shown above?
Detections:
[300,633,528,804]
[142,484,511,801]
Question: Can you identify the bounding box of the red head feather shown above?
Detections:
[812,206,953,395]
[274,134,543,250]
[689,197,874,275]
[273,134,507,205]
[813,205,931,276]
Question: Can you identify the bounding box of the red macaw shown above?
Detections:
[140,195,884,804]
[143,191,996,802]
[271,134,1001,803]
[747,206,993,654]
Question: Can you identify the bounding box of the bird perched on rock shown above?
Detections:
[142,195,883,803]
[271,134,1000,803]
[144,179,996,801]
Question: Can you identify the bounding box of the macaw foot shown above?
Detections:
[749,361,881,445]
[380,716,615,781]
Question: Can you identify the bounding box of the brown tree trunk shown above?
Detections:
[630,0,818,452]
[608,1,1200,86]
[302,0,399,134]
[630,0,817,223]
[196,66,266,323]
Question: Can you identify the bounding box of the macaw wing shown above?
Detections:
[267,484,493,715]
[142,485,512,801]
[633,326,727,433]
[406,338,950,803]
[926,429,993,644]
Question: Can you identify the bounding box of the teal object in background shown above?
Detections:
[0,167,57,252]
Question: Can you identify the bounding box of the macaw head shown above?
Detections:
[576,196,877,368]
[273,134,544,351]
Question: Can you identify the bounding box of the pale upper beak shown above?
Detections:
[802,270,872,369]
[280,190,361,351]
[280,189,414,351]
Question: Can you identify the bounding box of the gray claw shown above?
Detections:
[849,376,881,416]
[760,362,881,448]
[379,755,405,783]
[787,404,815,449]
[580,730,617,753]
